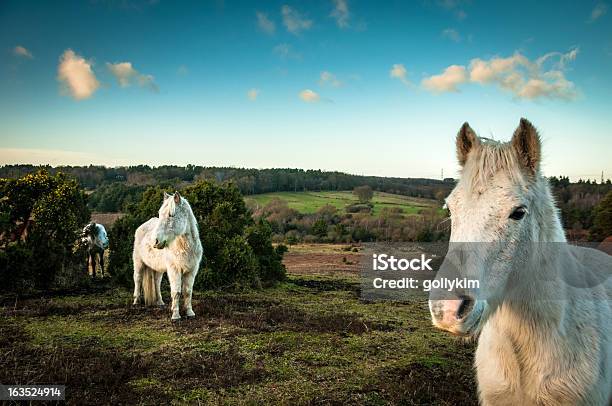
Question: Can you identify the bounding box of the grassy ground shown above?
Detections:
[0,245,477,405]
[245,191,439,216]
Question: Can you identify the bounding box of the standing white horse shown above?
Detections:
[429,119,611,405]
[132,191,203,321]
[82,222,109,278]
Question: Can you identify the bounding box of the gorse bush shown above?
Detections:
[108,181,286,290]
[0,171,90,292]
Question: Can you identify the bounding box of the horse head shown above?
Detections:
[428,118,559,336]
[153,191,189,249]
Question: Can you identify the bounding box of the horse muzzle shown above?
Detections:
[429,296,482,336]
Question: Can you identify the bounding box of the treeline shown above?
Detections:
[0,165,455,205]
[549,176,612,240]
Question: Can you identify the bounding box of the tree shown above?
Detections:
[590,191,612,241]
[0,171,90,292]
[353,185,373,203]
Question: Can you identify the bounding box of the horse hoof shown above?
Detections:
[171,318,181,323]
[186,314,196,319]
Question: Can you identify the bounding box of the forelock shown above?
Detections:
[461,138,527,192]
[160,196,177,216]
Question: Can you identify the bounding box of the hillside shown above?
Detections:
[245,191,440,217]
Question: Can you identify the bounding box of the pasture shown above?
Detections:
[245,191,439,216]
[0,244,477,405]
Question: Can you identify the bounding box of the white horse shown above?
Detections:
[132,191,203,321]
[82,222,109,278]
[429,119,611,405]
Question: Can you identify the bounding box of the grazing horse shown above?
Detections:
[428,119,611,405]
[132,192,203,321]
[82,222,109,278]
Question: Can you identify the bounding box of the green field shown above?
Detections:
[0,272,477,404]
[245,191,439,216]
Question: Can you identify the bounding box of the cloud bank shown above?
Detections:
[330,0,350,28]
[420,48,579,100]
[282,5,312,35]
[299,89,320,102]
[14,45,33,59]
[107,61,158,92]
[390,63,411,86]
[256,11,275,34]
[57,49,100,100]
[319,71,342,87]
[247,88,260,101]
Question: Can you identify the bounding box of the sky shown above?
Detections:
[1,0,611,180]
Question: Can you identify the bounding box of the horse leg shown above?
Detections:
[182,271,196,318]
[90,252,97,278]
[166,269,182,321]
[133,259,144,305]
[99,250,104,278]
[154,272,165,306]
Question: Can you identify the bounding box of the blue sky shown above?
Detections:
[1,0,611,180]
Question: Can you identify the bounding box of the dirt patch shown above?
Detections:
[181,296,397,335]
[154,341,268,391]
[284,250,361,276]
[359,360,477,405]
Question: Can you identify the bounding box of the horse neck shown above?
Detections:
[530,176,566,243]
[498,175,571,335]
[169,205,200,251]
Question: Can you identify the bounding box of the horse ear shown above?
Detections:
[456,122,479,166]
[511,118,541,175]
[163,192,171,200]
[174,191,181,204]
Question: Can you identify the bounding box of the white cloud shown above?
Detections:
[273,43,300,60]
[107,61,158,92]
[422,65,467,93]
[299,89,320,102]
[177,65,189,76]
[57,49,100,100]
[247,88,260,101]
[14,45,33,59]
[319,71,342,87]
[441,28,461,42]
[467,48,579,100]
[282,5,312,35]
[436,0,468,20]
[256,11,275,34]
[589,2,608,22]
[330,0,350,28]
[389,63,411,86]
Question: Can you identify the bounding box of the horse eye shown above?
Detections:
[509,206,527,221]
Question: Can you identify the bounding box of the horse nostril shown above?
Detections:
[457,296,474,320]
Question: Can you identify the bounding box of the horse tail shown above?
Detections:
[142,267,157,306]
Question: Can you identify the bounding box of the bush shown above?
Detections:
[0,171,90,292]
[345,203,373,213]
[108,181,286,290]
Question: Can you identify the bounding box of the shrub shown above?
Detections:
[0,171,90,292]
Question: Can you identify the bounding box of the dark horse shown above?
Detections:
[82,222,109,278]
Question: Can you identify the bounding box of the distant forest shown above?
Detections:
[0,164,455,202]
[1,165,610,241]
